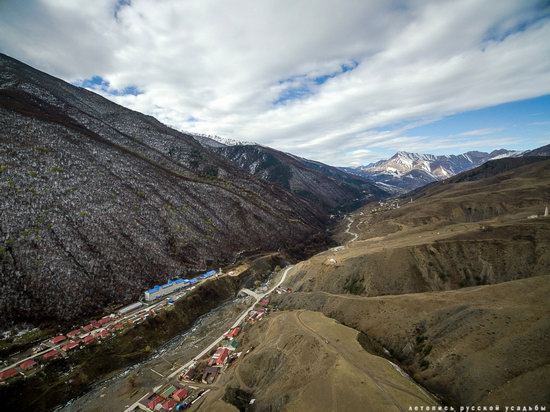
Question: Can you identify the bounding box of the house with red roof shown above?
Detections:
[216,348,230,366]
[67,329,81,338]
[172,388,189,402]
[61,341,79,352]
[19,359,37,370]
[146,395,163,410]
[0,368,18,381]
[82,335,96,345]
[50,335,66,345]
[43,349,59,361]
[113,322,125,331]
[82,323,94,332]
[98,329,110,338]
[227,327,240,338]
[99,316,111,325]
[162,399,177,411]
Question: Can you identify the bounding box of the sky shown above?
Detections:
[0,0,549,166]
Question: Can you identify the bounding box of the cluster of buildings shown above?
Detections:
[126,287,277,411]
[1,309,153,383]
[0,358,37,382]
[144,270,217,301]
[140,383,198,411]
[176,325,243,388]
[0,318,117,382]
[370,199,401,213]
[2,268,221,385]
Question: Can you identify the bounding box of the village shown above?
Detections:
[0,262,294,411]
[0,270,220,384]
[125,287,291,412]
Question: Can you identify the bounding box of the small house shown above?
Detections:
[19,359,37,370]
[162,399,177,411]
[172,388,189,402]
[50,335,66,345]
[0,367,18,381]
[43,349,60,361]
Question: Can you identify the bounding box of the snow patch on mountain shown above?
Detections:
[189,132,256,148]
[342,149,520,192]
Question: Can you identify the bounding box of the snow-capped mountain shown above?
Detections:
[189,132,256,148]
[342,149,524,192]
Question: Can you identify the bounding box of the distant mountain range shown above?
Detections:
[341,149,529,192]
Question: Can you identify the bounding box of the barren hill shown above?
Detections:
[259,158,550,408]
[199,310,438,411]
[275,276,550,408]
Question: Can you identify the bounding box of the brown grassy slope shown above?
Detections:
[275,275,550,407]
[382,157,550,228]
[199,310,437,412]
[288,159,550,297]
[289,220,550,296]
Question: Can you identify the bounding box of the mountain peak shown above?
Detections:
[345,148,520,192]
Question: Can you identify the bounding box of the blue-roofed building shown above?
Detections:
[145,277,191,301]
[204,270,216,278]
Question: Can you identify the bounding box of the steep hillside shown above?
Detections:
[275,276,550,408]
[199,310,437,411]
[285,158,550,299]
[0,53,328,329]
[525,143,550,157]
[265,156,550,408]
[209,144,387,212]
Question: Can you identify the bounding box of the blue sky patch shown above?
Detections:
[274,60,359,105]
[114,0,131,20]
[74,75,142,96]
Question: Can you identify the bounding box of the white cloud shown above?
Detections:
[456,128,504,137]
[0,0,548,166]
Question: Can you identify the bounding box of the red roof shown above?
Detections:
[0,368,18,381]
[227,327,240,338]
[83,335,96,345]
[162,399,177,411]
[19,359,37,370]
[91,320,101,328]
[99,317,110,325]
[259,298,270,306]
[67,329,81,338]
[83,324,94,332]
[98,329,110,338]
[172,388,189,402]
[147,396,163,410]
[216,348,230,365]
[51,335,66,345]
[62,341,79,351]
[43,349,59,360]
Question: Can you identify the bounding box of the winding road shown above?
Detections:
[344,215,359,243]
[166,265,294,380]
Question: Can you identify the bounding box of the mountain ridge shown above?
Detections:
[342,148,526,192]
